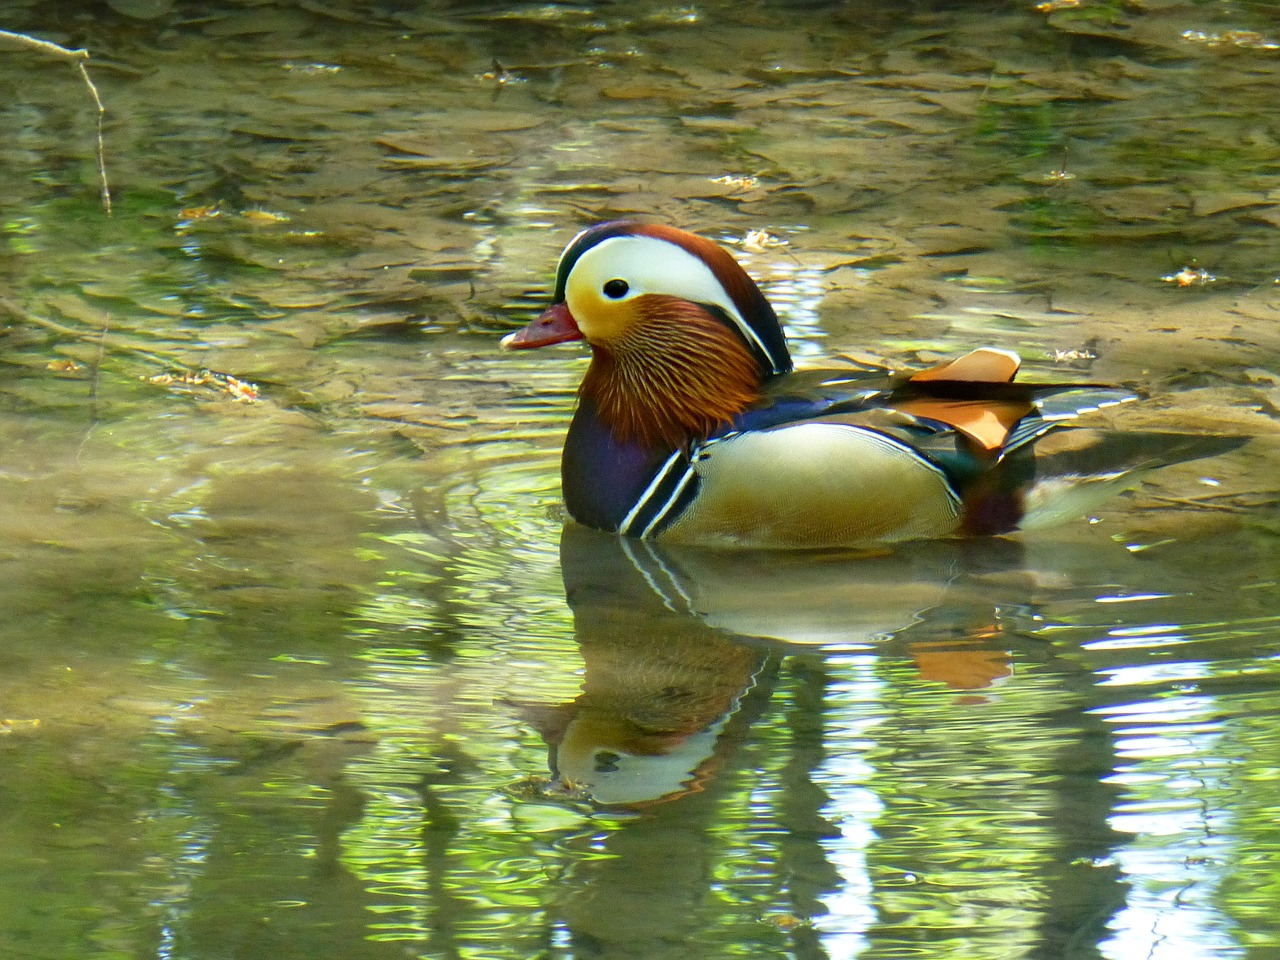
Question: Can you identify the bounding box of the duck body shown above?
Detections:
[504,221,1138,549]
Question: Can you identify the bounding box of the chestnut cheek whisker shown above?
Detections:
[580,298,764,449]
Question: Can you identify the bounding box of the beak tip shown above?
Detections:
[501,302,584,351]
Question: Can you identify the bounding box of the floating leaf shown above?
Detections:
[1162,266,1217,287]
[150,370,261,403]
[241,209,291,224]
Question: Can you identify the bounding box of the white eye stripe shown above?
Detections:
[570,236,734,303]
[566,234,769,350]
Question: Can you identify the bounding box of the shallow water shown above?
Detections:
[1,1,1279,958]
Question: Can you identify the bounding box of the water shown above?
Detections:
[1,1,1278,958]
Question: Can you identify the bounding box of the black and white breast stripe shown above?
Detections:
[617,449,701,538]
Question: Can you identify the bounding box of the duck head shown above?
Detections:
[504,221,793,448]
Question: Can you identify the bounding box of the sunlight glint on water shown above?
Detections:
[1100,693,1242,960]
[815,656,883,959]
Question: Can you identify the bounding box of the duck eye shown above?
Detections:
[602,279,629,299]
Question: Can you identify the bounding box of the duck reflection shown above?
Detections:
[515,525,1126,959]
[518,524,1031,807]
[515,524,774,808]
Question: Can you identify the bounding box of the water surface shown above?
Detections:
[1,2,1278,958]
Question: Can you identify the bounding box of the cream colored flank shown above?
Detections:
[662,423,962,548]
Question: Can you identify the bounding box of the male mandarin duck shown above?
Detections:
[503,220,1146,549]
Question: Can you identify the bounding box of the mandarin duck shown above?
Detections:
[503,221,1149,549]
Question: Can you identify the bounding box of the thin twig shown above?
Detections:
[76,319,111,461]
[0,28,87,60]
[1144,494,1249,512]
[77,60,112,215]
[88,317,109,410]
[0,29,112,214]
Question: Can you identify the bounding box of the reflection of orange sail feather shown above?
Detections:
[909,637,1013,691]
